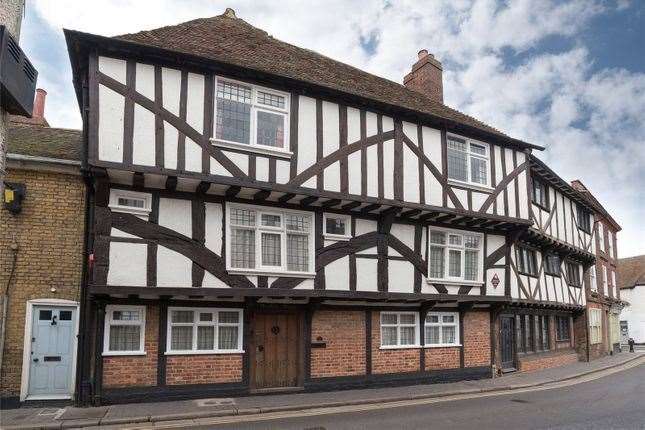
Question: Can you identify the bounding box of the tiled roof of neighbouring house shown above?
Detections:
[112,12,534,149]
[617,255,645,289]
[7,121,83,161]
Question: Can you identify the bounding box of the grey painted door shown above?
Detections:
[28,306,76,397]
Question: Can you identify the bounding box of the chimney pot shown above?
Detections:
[32,88,47,122]
[223,8,236,18]
[404,50,443,103]
[418,49,429,60]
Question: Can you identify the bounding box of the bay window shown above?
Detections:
[447,135,489,187]
[167,308,243,354]
[424,312,460,347]
[227,204,314,275]
[428,228,483,284]
[214,78,290,155]
[103,305,146,355]
[380,312,419,348]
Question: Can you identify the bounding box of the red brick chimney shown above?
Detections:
[403,49,443,103]
[8,88,49,126]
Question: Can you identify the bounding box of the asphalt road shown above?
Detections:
[190,362,645,430]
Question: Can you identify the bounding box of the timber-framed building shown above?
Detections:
[63,9,604,405]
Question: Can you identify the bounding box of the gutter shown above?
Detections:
[7,153,81,166]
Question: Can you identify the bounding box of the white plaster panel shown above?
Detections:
[388,260,415,293]
[158,198,191,237]
[110,227,136,239]
[365,111,378,136]
[297,96,317,174]
[107,242,146,286]
[98,85,124,162]
[357,247,377,255]
[347,151,361,195]
[324,160,341,192]
[355,218,377,236]
[381,116,394,132]
[294,279,315,290]
[302,177,316,189]
[356,258,378,291]
[132,104,156,166]
[366,144,378,197]
[157,246,192,287]
[390,223,415,251]
[403,144,420,203]
[210,157,232,177]
[472,191,488,212]
[347,107,361,143]
[517,170,529,219]
[98,56,126,83]
[161,67,181,116]
[184,138,202,172]
[426,171,442,207]
[204,202,223,255]
[135,63,155,100]
[454,188,468,210]
[222,151,248,175]
[275,160,290,184]
[256,156,269,182]
[186,72,204,132]
[202,272,230,288]
[163,121,178,170]
[382,139,394,199]
[325,257,350,290]
[322,101,339,156]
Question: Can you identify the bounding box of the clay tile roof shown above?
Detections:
[113,13,520,145]
[617,255,645,289]
[7,121,83,161]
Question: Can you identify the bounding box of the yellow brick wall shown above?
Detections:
[0,168,85,398]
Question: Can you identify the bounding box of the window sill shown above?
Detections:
[424,344,462,348]
[427,279,483,287]
[211,139,293,160]
[227,268,316,279]
[379,345,422,350]
[323,234,351,242]
[447,179,493,193]
[102,351,146,357]
[165,350,244,355]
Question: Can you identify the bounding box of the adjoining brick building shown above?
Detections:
[0,90,85,407]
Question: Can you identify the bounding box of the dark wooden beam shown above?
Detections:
[278,193,297,203]
[299,196,319,207]
[165,176,177,191]
[253,189,272,201]
[360,203,382,214]
[225,186,241,198]
[400,209,422,218]
[479,220,500,228]
[379,206,401,216]
[418,212,441,222]
[196,181,211,195]
[435,214,456,223]
[341,201,362,211]
[132,172,145,189]
[321,199,342,208]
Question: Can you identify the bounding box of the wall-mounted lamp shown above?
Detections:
[3,182,26,214]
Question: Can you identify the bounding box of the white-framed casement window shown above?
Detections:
[602,265,608,293]
[323,213,351,241]
[428,228,483,284]
[166,308,243,354]
[226,204,315,276]
[590,264,598,292]
[103,305,146,356]
[611,270,616,295]
[597,222,604,252]
[212,77,290,157]
[108,190,152,219]
[424,312,460,347]
[589,308,602,344]
[446,134,490,187]
[380,312,419,349]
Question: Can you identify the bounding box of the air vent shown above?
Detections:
[0,25,38,116]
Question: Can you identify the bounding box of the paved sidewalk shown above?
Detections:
[2,352,643,429]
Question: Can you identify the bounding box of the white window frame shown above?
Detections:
[103,305,146,356]
[597,222,604,252]
[225,203,315,277]
[380,312,420,349]
[428,227,484,285]
[602,265,608,293]
[607,230,613,258]
[108,190,152,219]
[590,264,598,292]
[166,307,244,355]
[446,134,491,189]
[424,311,460,347]
[589,308,602,344]
[211,76,292,159]
[323,213,351,241]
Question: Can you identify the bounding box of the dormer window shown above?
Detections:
[447,135,489,188]
[108,190,152,219]
[213,78,290,157]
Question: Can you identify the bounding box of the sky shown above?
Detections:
[17,0,645,258]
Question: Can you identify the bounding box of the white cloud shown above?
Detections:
[26,0,645,257]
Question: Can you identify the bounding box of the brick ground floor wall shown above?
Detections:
[310,310,366,378]
[517,350,579,372]
[424,347,460,370]
[463,311,491,367]
[587,302,611,361]
[371,312,420,374]
[103,305,159,388]
[166,355,243,385]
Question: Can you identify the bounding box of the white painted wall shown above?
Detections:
[620,285,645,343]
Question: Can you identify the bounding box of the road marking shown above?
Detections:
[122,357,645,429]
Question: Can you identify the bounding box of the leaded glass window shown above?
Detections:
[447,135,489,186]
[428,229,482,283]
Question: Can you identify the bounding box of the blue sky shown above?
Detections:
[18,0,645,257]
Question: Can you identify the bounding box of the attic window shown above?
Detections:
[109,190,152,219]
[213,78,291,158]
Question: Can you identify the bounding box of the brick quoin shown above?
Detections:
[310,310,366,378]
[371,312,420,374]
[463,311,491,367]
[103,305,159,388]
[166,355,242,385]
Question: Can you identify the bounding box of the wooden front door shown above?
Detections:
[500,316,516,370]
[252,312,301,389]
